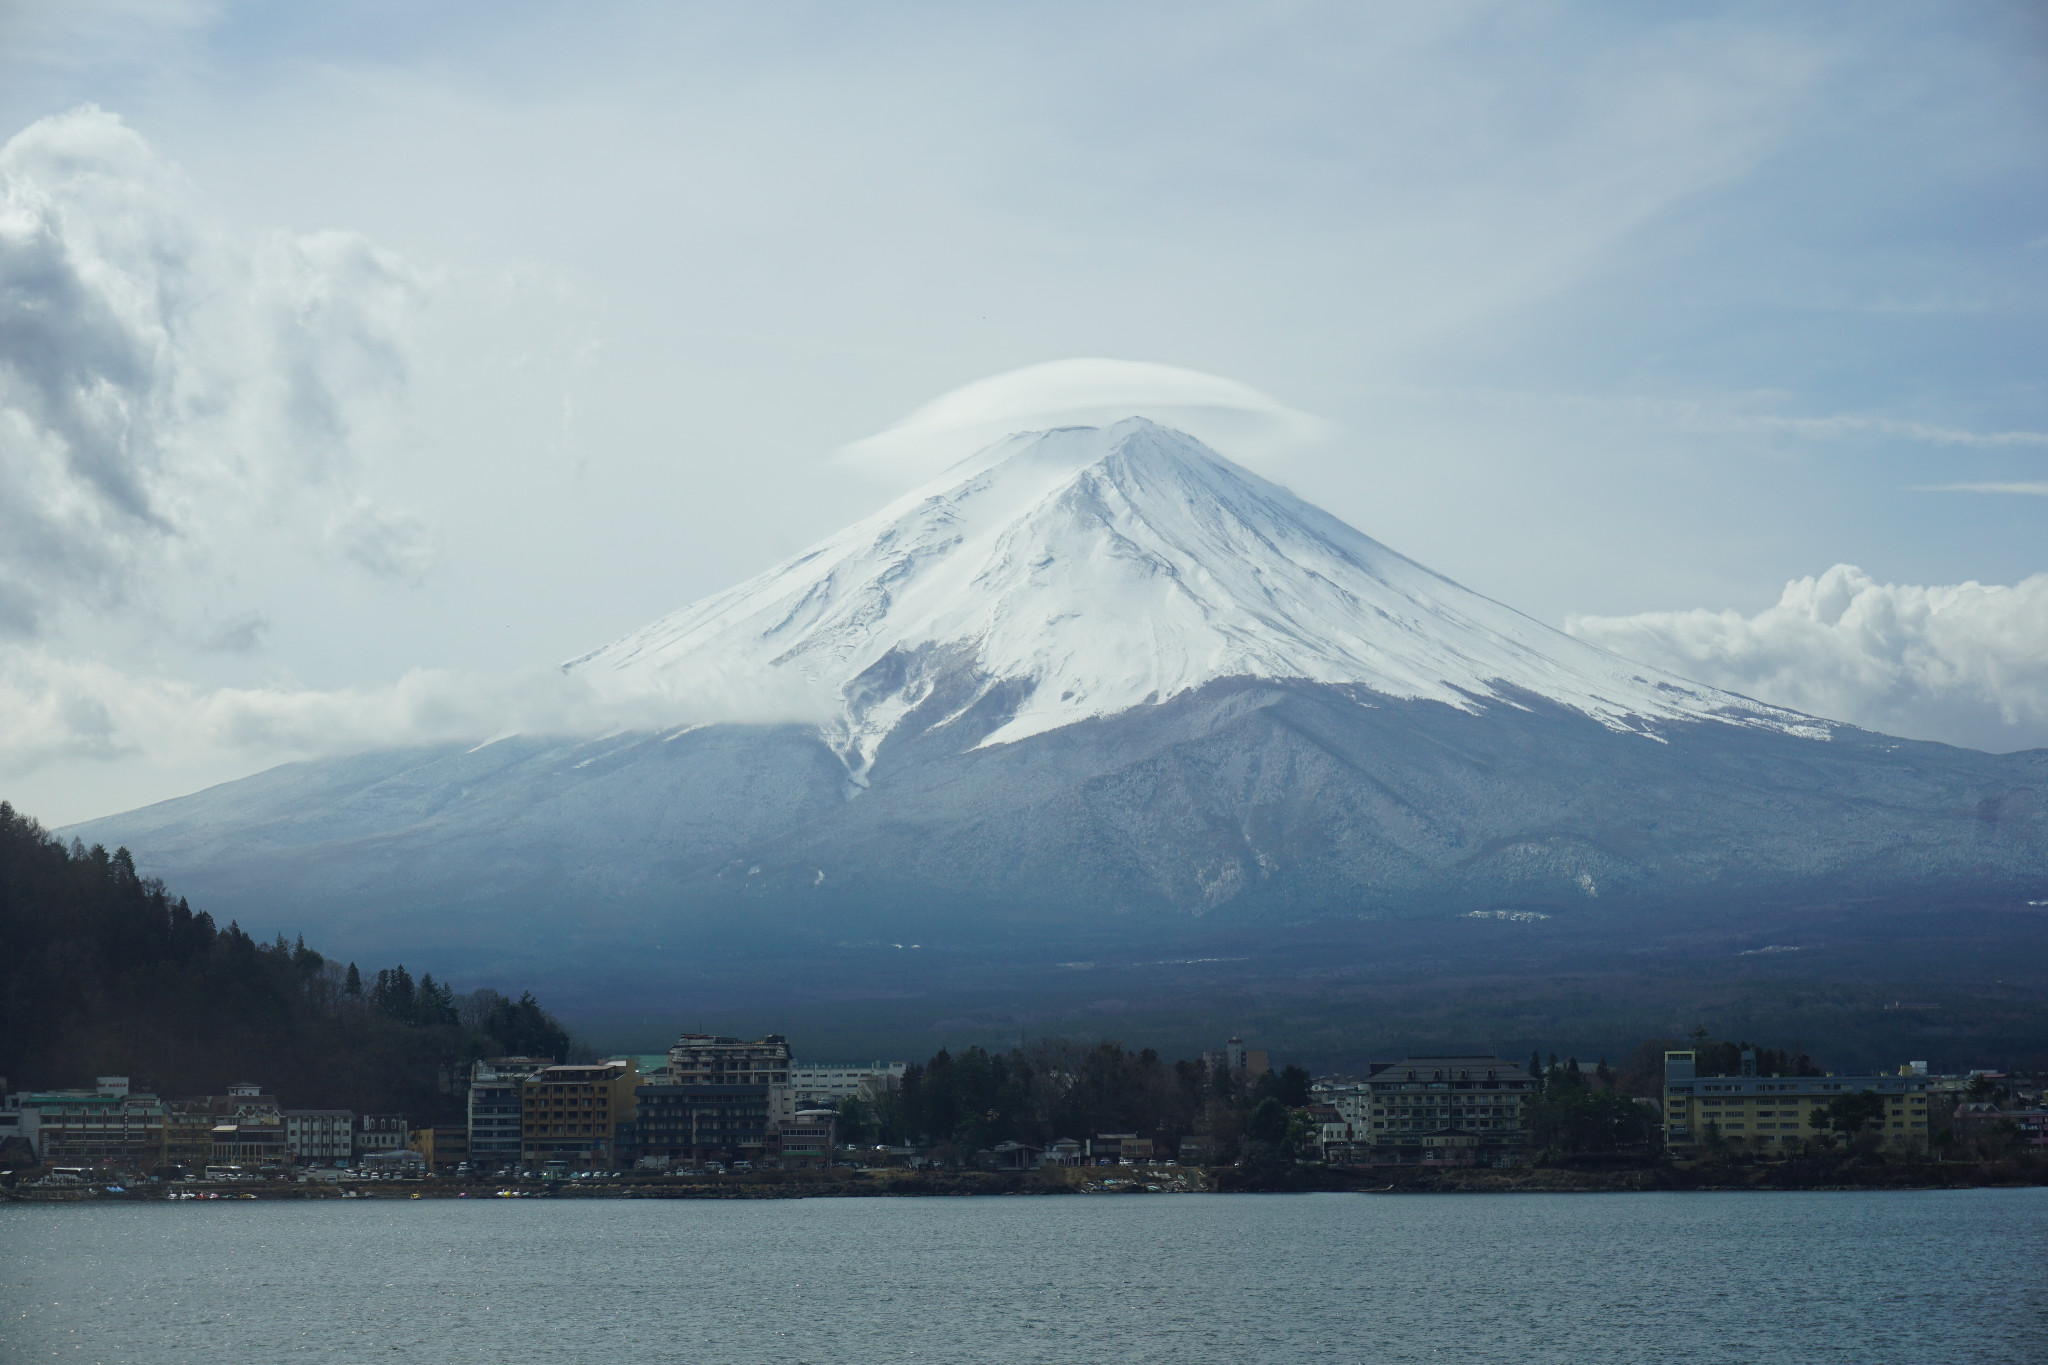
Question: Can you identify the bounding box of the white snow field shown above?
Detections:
[568,418,1826,779]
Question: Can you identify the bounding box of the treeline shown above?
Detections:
[0,802,572,1123]
[854,1039,1311,1160]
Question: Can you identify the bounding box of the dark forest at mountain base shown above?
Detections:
[0,803,573,1122]
[562,890,2048,1076]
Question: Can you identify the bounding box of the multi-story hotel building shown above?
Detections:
[469,1056,551,1171]
[667,1034,792,1120]
[619,1084,772,1166]
[1356,1055,1535,1163]
[1662,1050,1929,1153]
[520,1059,640,1168]
[8,1078,166,1167]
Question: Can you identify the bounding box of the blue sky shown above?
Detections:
[1,1,2044,821]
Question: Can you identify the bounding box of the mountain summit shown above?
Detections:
[570,419,1820,782]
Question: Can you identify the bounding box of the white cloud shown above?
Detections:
[1568,566,2048,752]
[839,358,1331,479]
[0,643,836,790]
[0,105,431,637]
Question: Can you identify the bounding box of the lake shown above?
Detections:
[3,1189,2044,1363]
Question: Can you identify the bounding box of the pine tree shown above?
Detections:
[344,963,363,997]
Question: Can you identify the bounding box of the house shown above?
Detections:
[1042,1138,1084,1166]
[979,1140,1041,1171]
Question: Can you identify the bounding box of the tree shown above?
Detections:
[480,992,571,1061]
[344,963,362,997]
[1815,1091,1887,1138]
[1253,1064,1311,1108]
[1527,1079,1657,1157]
[835,1096,876,1146]
[1245,1097,1290,1147]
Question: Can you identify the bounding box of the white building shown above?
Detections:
[284,1110,355,1163]
[789,1061,908,1112]
[357,1114,408,1157]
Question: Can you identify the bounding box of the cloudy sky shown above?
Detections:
[2,1,2044,824]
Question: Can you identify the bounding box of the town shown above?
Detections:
[4,1030,2042,1197]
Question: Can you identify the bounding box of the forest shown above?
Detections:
[0,802,572,1124]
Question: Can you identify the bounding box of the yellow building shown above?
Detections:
[1662,1050,1929,1155]
[520,1060,639,1169]
[407,1125,470,1171]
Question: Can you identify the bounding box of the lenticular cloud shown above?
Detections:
[1567,566,2048,752]
[839,358,1331,479]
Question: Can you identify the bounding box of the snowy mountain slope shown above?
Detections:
[568,419,1827,783]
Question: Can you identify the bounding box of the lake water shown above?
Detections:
[3,1189,2044,1363]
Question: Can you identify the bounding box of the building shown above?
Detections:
[210,1118,287,1165]
[1662,1050,1930,1154]
[359,1114,409,1159]
[779,1107,838,1168]
[1356,1055,1536,1164]
[1200,1037,1271,1082]
[284,1110,355,1163]
[1045,1137,1085,1165]
[666,1034,792,1120]
[408,1125,470,1170]
[163,1101,219,1170]
[619,1083,771,1166]
[1950,1102,2048,1153]
[7,1078,167,1168]
[1089,1133,1140,1162]
[520,1060,639,1168]
[469,1057,550,1171]
[1308,1102,1361,1161]
[978,1140,1040,1170]
[788,1061,907,1111]
[1176,1135,1215,1164]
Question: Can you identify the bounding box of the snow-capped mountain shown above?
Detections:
[569,418,1823,782]
[62,420,2046,1001]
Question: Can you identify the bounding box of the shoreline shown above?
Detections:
[7,1159,2045,1203]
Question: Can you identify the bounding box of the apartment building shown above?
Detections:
[520,1060,639,1168]
[1662,1050,1929,1153]
[1200,1037,1271,1082]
